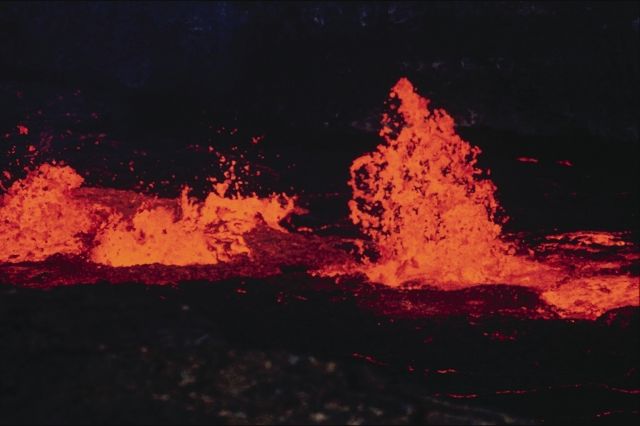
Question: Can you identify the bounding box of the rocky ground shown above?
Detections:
[0,3,638,424]
[0,275,637,424]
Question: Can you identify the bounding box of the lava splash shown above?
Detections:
[0,163,297,266]
[320,78,638,318]
[0,78,637,320]
[347,77,523,286]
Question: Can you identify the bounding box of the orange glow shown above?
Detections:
[0,164,94,262]
[517,157,539,164]
[91,184,296,267]
[319,78,638,318]
[0,79,637,320]
[343,77,526,286]
[0,163,297,267]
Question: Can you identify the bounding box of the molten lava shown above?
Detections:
[344,78,530,286]
[0,78,637,320]
[0,163,297,266]
[321,78,638,318]
[0,164,94,262]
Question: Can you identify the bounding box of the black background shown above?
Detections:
[0,4,638,424]
[0,1,638,232]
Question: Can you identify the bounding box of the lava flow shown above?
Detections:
[0,161,298,266]
[345,77,524,286]
[320,78,638,318]
[0,78,638,320]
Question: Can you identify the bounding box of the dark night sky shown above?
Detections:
[1,2,638,137]
[0,1,638,230]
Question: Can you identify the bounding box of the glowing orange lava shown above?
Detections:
[0,164,94,262]
[345,77,528,286]
[0,163,297,267]
[321,78,638,318]
[0,79,637,320]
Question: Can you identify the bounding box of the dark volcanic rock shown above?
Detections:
[0,278,638,424]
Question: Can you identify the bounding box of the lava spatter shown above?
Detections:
[319,78,638,319]
[0,164,95,262]
[91,184,297,267]
[0,162,298,267]
[0,80,637,320]
[345,77,531,287]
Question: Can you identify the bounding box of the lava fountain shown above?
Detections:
[0,78,637,319]
[0,161,297,266]
[322,78,638,318]
[347,77,523,286]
